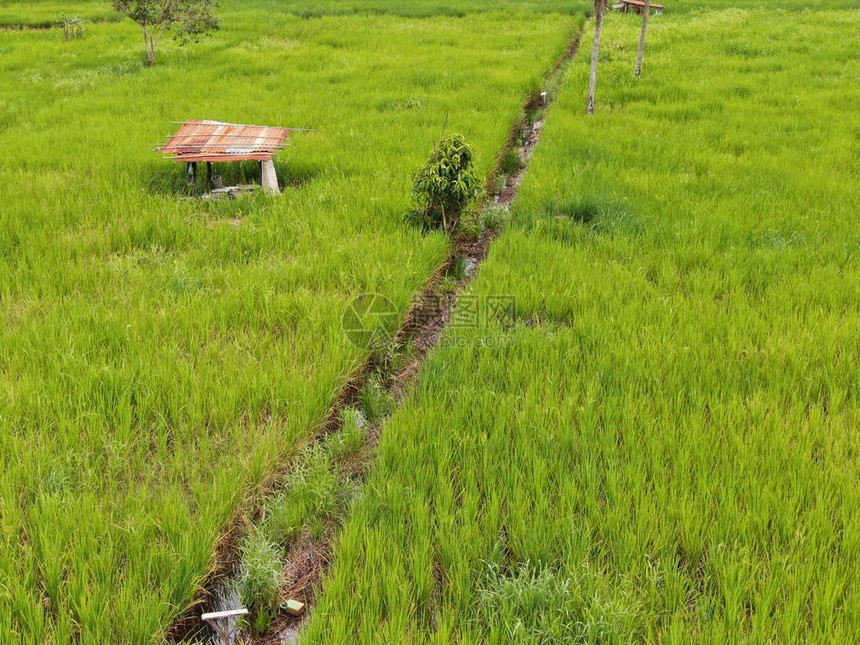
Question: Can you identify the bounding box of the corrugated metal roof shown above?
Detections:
[157,120,291,163]
[620,0,664,7]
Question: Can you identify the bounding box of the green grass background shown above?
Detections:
[0,2,582,641]
[306,5,860,643]
[5,0,860,27]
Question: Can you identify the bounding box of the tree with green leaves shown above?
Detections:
[112,0,219,67]
[407,134,481,234]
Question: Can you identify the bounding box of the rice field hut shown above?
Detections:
[157,120,294,194]
[614,0,664,14]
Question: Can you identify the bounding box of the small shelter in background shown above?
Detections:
[614,0,664,14]
[157,120,293,195]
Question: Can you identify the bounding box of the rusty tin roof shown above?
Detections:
[157,120,291,163]
[620,0,664,7]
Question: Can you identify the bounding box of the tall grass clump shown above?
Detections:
[359,375,394,423]
[237,530,282,633]
[325,407,366,461]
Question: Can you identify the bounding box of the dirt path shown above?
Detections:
[167,23,584,645]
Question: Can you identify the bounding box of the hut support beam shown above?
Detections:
[260,159,280,194]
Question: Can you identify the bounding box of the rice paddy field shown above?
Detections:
[0,1,583,641]
[305,4,860,644]
[2,0,858,643]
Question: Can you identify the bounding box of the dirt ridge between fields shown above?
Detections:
[0,16,118,30]
[166,23,584,645]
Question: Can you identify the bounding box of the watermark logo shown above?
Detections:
[343,292,517,351]
[431,294,517,349]
[341,293,399,350]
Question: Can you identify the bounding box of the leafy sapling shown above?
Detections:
[407,134,481,233]
[112,0,219,66]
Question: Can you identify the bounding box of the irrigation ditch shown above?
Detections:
[0,16,117,31]
[167,23,584,645]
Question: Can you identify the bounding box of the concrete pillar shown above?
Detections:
[260,159,280,194]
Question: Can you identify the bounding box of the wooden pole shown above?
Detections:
[587,1,606,115]
[634,0,652,77]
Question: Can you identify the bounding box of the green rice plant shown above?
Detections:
[473,561,641,644]
[0,2,112,27]
[490,174,507,197]
[515,195,641,244]
[367,335,400,378]
[449,255,469,282]
[455,207,483,242]
[476,561,580,643]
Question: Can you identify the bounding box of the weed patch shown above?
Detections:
[472,561,642,644]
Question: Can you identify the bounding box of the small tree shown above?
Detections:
[112,0,219,67]
[407,134,480,233]
[586,0,608,115]
[634,0,653,77]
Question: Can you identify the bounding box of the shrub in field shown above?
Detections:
[57,14,85,40]
[407,134,481,233]
[112,0,219,66]
[490,173,507,196]
[237,531,282,633]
